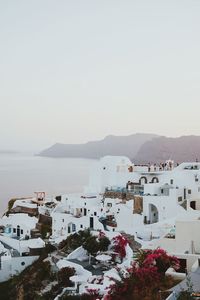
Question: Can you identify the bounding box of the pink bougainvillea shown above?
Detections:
[104,248,180,300]
[84,248,180,300]
[86,288,100,300]
[112,235,129,260]
[136,248,180,273]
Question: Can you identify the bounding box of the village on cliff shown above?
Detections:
[1,156,200,299]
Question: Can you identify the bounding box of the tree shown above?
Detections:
[59,229,92,252]
[99,236,110,252]
[57,267,75,287]
[83,236,100,256]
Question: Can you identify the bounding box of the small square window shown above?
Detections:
[188,189,192,194]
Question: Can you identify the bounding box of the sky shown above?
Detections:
[0,0,200,151]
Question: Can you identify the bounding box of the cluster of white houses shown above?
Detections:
[51,156,200,236]
[1,155,200,294]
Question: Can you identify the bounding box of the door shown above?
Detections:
[90,217,94,229]
[177,259,187,273]
[17,225,20,237]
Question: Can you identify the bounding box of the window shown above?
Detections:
[107,203,112,207]
[62,219,64,222]
[170,179,173,185]
[72,224,76,232]
[188,189,192,194]
[161,189,164,194]
[21,262,25,266]
[21,230,23,234]
[13,228,16,233]
[178,196,182,202]
[80,225,83,228]
[94,212,97,216]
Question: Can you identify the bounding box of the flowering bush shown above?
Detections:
[86,288,101,300]
[104,248,180,300]
[136,248,180,273]
[112,235,129,260]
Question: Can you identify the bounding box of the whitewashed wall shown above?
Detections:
[0,256,39,282]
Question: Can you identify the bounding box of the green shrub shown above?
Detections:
[58,229,92,252]
[57,267,75,287]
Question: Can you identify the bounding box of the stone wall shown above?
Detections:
[10,206,38,216]
[133,196,143,214]
[104,191,134,200]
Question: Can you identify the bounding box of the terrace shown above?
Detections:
[104,186,144,198]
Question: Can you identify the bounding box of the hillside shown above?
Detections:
[39,133,158,159]
[134,135,200,163]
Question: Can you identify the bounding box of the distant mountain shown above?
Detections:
[39,133,158,159]
[134,135,200,163]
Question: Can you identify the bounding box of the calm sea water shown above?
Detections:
[0,153,97,215]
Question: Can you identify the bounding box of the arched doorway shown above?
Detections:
[149,204,159,223]
[151,177,159,183]
[190,201,196,210]
[139,176,148,185]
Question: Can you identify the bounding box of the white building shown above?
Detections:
[0,213,38,239]
[145,212,200,273]
[50,157,200,241]
[51,194,104,242]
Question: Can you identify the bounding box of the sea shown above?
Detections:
[0,153,97,216]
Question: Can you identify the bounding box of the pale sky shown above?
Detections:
[0,0,200,151]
